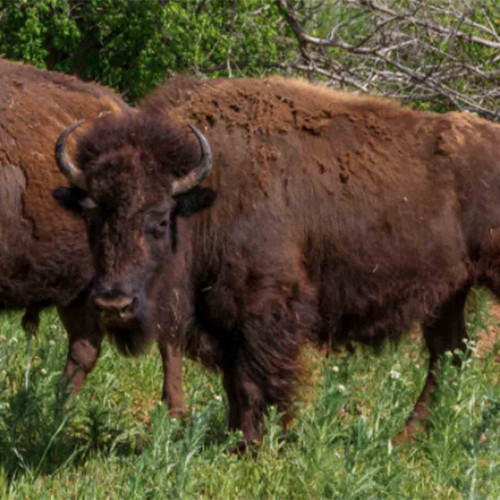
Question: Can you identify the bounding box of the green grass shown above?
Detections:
[0,290,499,498]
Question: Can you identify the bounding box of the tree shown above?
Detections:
[1,0,498,118]
[0,0,292,101]
[277,0,500,120]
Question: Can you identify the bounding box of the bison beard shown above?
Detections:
[108,325,152,357]
[54,76,500,449]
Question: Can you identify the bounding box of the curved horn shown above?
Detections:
[171,124,213,196]
[54,119,87,190]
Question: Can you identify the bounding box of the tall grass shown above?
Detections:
[0,290,498,498]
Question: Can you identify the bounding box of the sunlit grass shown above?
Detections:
[0,290,498,498]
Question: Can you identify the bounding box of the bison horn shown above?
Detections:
[54,119,87,190]
[171,124,213,196]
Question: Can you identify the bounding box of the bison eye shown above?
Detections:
[82,199,99,218]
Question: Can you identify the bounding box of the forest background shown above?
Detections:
[1,0,498,118]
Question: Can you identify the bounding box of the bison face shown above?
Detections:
[85,199,176,330]
[52,116,215,353]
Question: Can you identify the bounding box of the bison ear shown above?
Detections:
[52,186,89,214]
[173,187,217,217]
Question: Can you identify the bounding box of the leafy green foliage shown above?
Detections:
[0,0,292,101]
[1,0,496,115]
[0,291,498,497]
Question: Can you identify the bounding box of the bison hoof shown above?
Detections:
[168,406,187,419]
[229,439,261,457]
[393,418,426,445]
[163,397,187,419]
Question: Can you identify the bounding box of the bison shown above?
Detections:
[54,76,500,447]
[0,59,185,414]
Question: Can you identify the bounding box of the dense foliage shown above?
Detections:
[0,1,498,116]
[0,0,292,101]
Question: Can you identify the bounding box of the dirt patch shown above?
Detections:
[477,301,500,364]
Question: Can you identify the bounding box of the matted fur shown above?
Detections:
[145,77,499,346]
[65,76,500,442]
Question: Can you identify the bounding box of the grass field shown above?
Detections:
[0,289,498,499]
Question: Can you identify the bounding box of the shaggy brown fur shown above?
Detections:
[0,59,185,415]
[0,58,126,307]
[57,76,500,446]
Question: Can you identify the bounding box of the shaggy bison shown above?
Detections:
[0,59,185,414]
[54,76,499,447]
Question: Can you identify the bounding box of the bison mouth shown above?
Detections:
[92,292,154,356]
[92,283,142,326]
[95,297,138,325]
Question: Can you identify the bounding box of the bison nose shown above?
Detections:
[93,295,138,321]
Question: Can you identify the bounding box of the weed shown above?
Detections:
[0,291,498,498]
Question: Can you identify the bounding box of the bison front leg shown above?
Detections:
[397,284,470,443]
[219,283,313,452]
[57,292,103,395]
[159,342,186,417]
[222,361,265,452]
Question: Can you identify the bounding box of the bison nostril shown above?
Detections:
[120,297,138,317]
[127,297,138,312]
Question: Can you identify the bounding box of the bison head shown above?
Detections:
[53,113,216,354]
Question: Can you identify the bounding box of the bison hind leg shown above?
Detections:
[22,304,43,337]
[396,284,470,443]
[21,305,43,390]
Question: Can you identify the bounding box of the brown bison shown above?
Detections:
[54,76,500,448]
[0,59,185,414]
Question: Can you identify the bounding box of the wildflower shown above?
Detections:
[332,365,339,373]
[390,370,401,379]
[337,384,346,392]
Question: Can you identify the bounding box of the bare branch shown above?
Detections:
[276,0,500,121]
[364,0,500,49]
